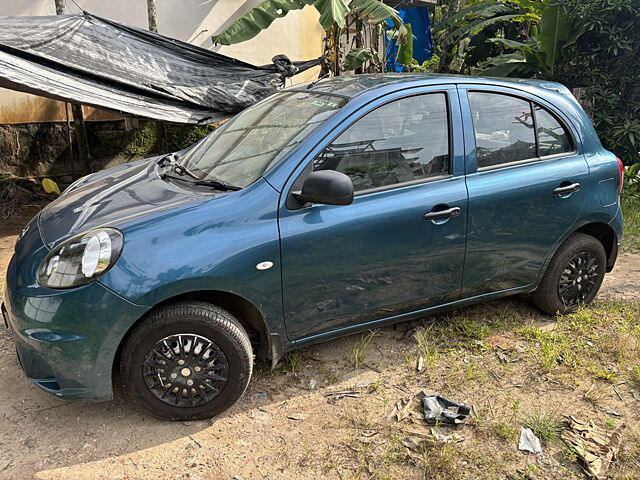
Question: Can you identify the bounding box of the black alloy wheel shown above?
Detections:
[121,301,253,420]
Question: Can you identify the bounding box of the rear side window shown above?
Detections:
[313,93,450,192]
[469,92,573,169]
[534,104,573,156]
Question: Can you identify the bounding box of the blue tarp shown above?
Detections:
[385,6,433,72]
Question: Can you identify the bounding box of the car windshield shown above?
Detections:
[180,91,348,188]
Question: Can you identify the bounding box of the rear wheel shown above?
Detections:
[532,233,606,315]
[120,301,252,420]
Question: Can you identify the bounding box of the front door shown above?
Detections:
[459,86,590,297]
[279,89,468,340]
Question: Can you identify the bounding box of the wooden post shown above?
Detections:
[54,0,65,15]
[55,0,91,175]
[147,0,166,152]
[147,0,158,33]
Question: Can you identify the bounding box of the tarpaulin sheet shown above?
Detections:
[0,14,321,124]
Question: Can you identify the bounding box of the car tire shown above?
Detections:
[120,301,253,420]
[532,233,606,315]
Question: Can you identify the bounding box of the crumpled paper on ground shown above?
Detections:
[518,427,542,454]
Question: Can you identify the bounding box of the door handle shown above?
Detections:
[553,182,581,195]
[423,206,461,221]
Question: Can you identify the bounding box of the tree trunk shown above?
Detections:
[147,0,158,33]
[54,0,65,15]
[55,0,91,175]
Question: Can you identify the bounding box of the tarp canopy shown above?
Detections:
[0,14,321,124]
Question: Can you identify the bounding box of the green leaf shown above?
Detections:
[313,0,350,30]
[489,37,536,49]
[432,2,517,35]
[396,23,413,66]
[343,47,377,70]
[478,51,527,77]
[212,0,314,45]
[441,14,522,47]
[350,0,402,26]
[538,2,570,70]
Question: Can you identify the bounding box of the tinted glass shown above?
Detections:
[534,105,573,156]
[313,93,449,192]
[469,92,536,168]
[181,92,348,187]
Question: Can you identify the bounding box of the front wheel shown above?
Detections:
[532,233,606,315]
[120,301,253,420]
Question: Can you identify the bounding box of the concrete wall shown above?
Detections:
[0,0,324,124]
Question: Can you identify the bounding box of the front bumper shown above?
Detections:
[3,240,149,401]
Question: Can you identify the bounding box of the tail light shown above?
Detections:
[617,157,624,193]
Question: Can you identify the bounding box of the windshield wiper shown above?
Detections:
[160,172,242,191]
[157,153,202,180]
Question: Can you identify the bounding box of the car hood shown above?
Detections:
[38,158,211,246]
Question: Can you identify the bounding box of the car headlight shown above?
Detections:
[38,228,124,289]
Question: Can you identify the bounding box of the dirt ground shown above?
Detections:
[1,207,639,480]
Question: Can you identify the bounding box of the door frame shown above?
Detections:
[280,84,467,209]
[456,84,585,176]
[276,84,468,343]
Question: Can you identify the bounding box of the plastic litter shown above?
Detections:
[518,427,542,454]
[421,395,471,425]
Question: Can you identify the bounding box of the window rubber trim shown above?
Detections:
[302,90,456,199]
[466,89,578,173]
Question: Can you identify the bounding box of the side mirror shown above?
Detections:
[294,170,354,206]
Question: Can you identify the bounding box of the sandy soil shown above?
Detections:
[1,209,639,480]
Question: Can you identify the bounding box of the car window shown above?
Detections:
[469,92,536,168]
[313,93,450,192]
[534,104,573,156]
[181,91,348,188]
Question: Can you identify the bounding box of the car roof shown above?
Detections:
[296,73,572,99]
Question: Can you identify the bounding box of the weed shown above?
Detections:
[489,420,519,442]
[563,444,579,463]
[346,330,377,371]
[419,443,459,480]
[452,316,491,341]
[413,327,439,368]
[523,411,562,444]
[604,417,617,429]
[284,351,304,374]
[622,195,640,252]
[587,364,621,383]
[539,335,575,371]
[631,364,640,390]
[510,398,522,421]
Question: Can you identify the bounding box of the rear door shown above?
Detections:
[278,87,468,340]
[459,86,590,297]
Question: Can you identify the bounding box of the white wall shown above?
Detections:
[0,0,323,123]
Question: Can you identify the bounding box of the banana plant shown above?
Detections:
[432,0,544,73]
[211,0,411,74]
[477,1,579,79]
[432,0,545,47]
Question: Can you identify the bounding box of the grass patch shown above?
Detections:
[517,302,640,378]
[284,351,304,374]
[523,411,562,445]
[622,195,640,251]
[345,330,376,371]
[487,420,519,442]
[413,326,439,368]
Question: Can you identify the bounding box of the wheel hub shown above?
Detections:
[142,333,228,408]
[558,251,599,309]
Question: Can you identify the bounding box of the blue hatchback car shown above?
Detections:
[2,74,624,419]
